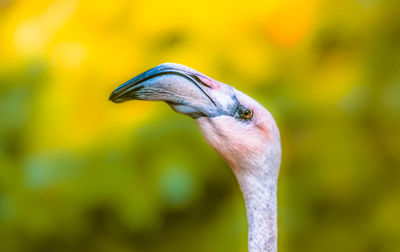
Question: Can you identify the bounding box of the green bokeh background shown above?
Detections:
[1,0,399,251]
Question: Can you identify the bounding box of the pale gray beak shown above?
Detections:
[109,63,238,118]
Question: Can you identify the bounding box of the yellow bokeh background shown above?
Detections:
[1,0,399,251]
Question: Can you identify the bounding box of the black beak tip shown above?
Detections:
[109,92,116,102]
[109,91,123,103]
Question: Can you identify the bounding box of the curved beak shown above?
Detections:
[109,63,236,118]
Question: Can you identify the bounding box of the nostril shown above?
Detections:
[191,74,212,88]
[191,74,221,90]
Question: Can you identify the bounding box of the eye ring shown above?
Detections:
[243,109,253,120]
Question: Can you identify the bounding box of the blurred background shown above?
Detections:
[1,0,399,251]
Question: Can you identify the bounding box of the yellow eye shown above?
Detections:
[243,109,253,119]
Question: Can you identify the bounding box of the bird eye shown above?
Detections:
[243,109,253,120]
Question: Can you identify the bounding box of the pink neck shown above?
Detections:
[235,170,278,252]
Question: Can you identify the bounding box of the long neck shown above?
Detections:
[235,170,278,252]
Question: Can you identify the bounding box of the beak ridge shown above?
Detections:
[109,63,236,119]
[109,63,212,103]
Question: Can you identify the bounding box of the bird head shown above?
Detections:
[110,63,281,185]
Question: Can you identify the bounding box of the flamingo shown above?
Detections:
[109,63,281,252]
